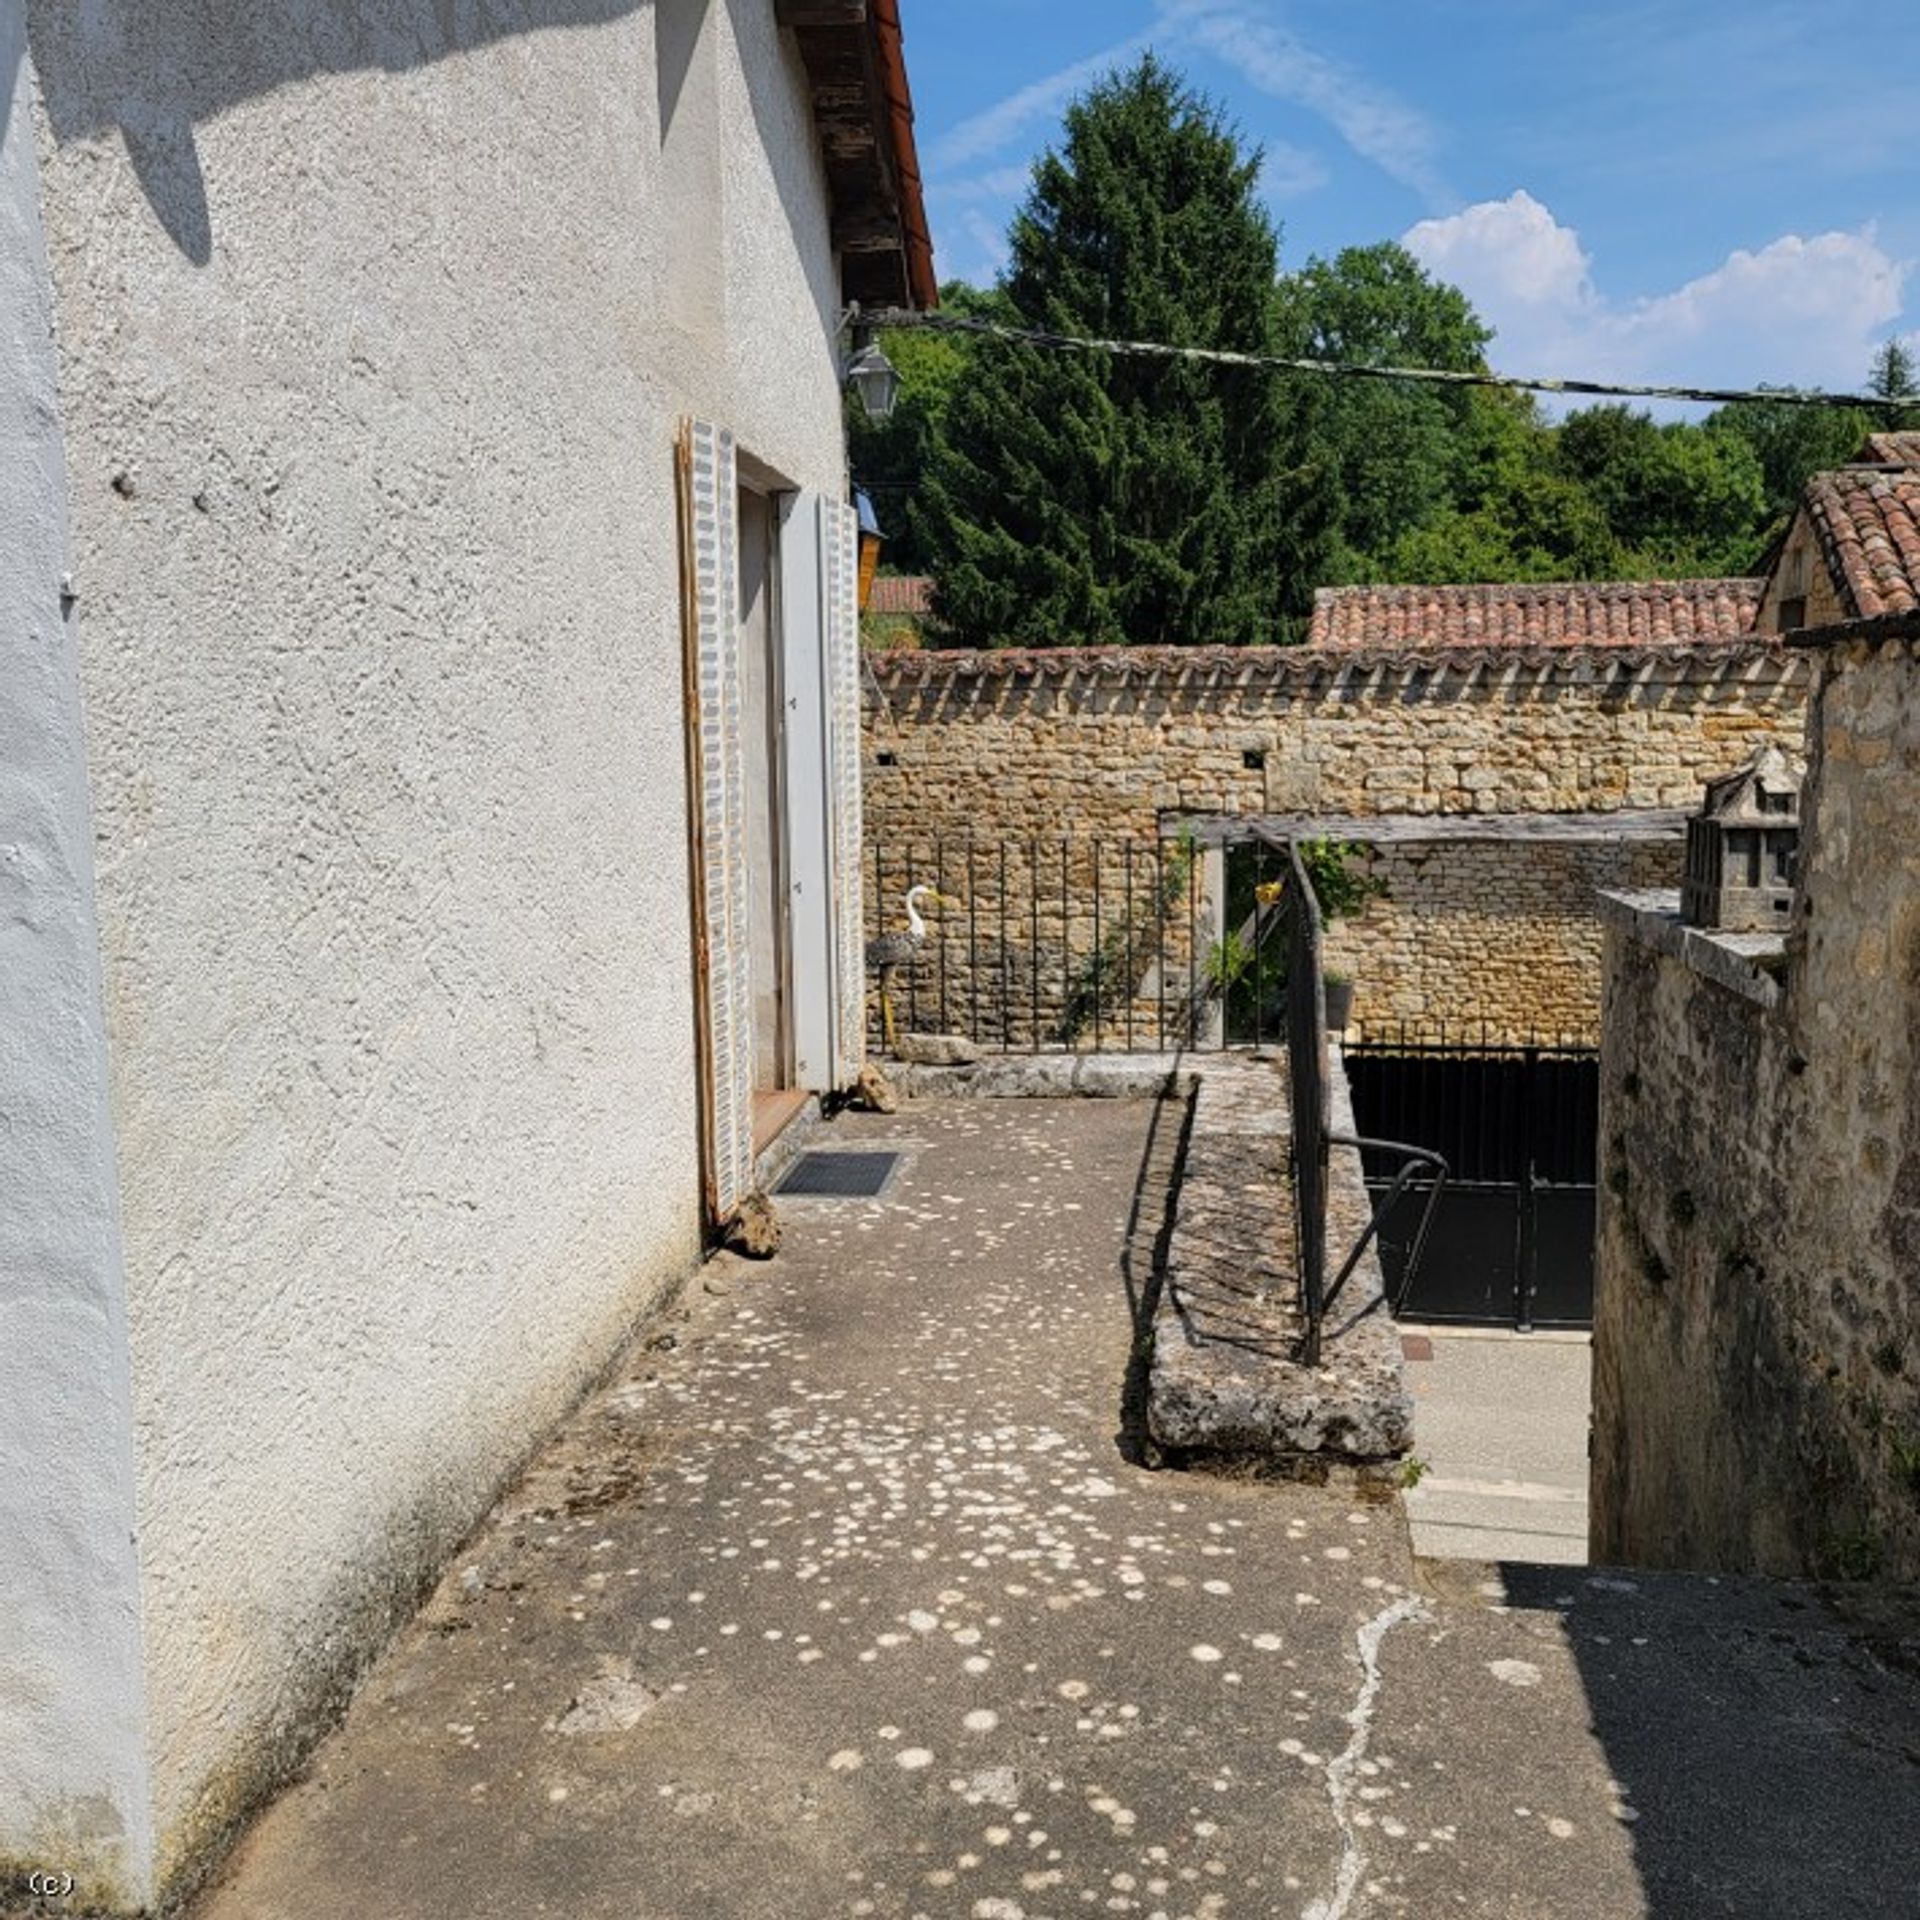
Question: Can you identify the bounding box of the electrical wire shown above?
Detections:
[860,305,1902,413]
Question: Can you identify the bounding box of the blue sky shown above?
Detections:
[901,0,1920,402]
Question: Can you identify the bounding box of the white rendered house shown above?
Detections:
[0,2,933,1907]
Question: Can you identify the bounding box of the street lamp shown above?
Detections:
[845,339,901,421]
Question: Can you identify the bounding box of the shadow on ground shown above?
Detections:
[1116,1086,1192,1468]
[1397,1556,1920,1920]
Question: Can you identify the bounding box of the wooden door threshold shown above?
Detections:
[752,1088,811,1157]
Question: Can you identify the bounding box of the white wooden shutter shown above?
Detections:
[779,492,865,1092]
[780,493,834,1091]
[822,496,867,1085]
[679,418,754,1224]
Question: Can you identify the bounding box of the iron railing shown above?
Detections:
[1248,829,1448,1361]
[864,832,1306,1055]
[1344,1032,1597,1330]
[864,829,1450,1358]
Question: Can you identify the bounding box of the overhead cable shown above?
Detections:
[861,307,1901,413]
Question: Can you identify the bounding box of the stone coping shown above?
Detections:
[884,1047,1410,1470]
[885,1052,1196,1101]
[1598,888,1785,1009]
[868,636,1797,699]
[1146,1057,1409,1472]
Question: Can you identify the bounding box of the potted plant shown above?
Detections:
[1322,965,1355,1032]
[1299,840,1382,1030]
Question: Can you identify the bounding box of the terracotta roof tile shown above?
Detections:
[1804,468,1920,619]
[1306,579,1765,649]
[868,574,934,615]
[1860,430,1920,466]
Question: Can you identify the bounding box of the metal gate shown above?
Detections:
[1343,1039,1598,1330]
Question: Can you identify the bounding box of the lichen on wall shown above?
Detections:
[1592,629,1920,1581]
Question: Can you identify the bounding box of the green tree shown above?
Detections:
[849,281,1006,573]
[1867,339,1918,428]
[1270,242,1491,579]
[1553,406,1768,574]
[913,55,1327,647]
[1707,392,1875,534]
[1378,384,1623,582]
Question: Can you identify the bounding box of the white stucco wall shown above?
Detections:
[0,9,154,1905]
[20,0,846,1894]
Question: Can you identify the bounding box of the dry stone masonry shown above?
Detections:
[1592,617,1920,1582]
[865,642,1808,1044]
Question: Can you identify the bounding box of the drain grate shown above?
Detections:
[775,1150,902,1199]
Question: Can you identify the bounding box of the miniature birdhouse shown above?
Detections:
[1680,747,1801,932]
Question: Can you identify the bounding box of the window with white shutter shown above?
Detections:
[677,419,754,1226]
[780,491,866,1093]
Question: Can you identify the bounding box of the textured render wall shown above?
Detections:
[0,23,154,1906]
[864,648,1807,1044]
[1592,634,1920,1580]
[25,0,845,1894]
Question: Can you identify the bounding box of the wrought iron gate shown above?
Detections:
[1343,1038,1599,1330]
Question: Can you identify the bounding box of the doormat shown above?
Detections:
[774,1150,902,1199]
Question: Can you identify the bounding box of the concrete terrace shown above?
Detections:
[183,1092,1920,1920]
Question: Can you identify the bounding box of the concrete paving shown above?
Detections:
[1402,1332,1592,1566]
[182,1096,1920,1920]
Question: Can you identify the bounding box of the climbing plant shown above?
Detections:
[1059,829,1198,1044]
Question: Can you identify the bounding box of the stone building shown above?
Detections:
[1592,611,1920,1581]
[0,4,931,1908]
[864,625,1806,1046]
[862,441,1920,1050]
[1756,432,1920,634]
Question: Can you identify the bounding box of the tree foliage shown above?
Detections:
[848,282,1008,573]
[911,56,1326,647]
[863,58,1901,643]
[1707,394,1875,534]
[1867,339,1918,429]
[1270,242,1489,579]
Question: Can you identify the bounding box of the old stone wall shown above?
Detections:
[865,645,1808,1046]
[1334,839,1682,1043]
[1591,626,1920,1581]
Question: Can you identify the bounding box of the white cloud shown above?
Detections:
[1257,141,1329,203]
[926,4,1443,212]
[958,210,1011,282]
[929,165,1033,208]
[1403,191,1594,321]
[1404,191,1912,402]
[1159,0,1449,205]
[929,37,1150,171]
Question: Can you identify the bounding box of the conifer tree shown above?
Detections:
[1867,339,1918,427]
[912,56,1326,647]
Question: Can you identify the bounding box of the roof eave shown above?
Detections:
[780,0,938,313]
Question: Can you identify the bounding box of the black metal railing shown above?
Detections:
[863,833,1308,1055]
[863,830,1451,1357]
[1258,832,1331,1359]
[1248,829,1448,1361]
[1343,1032,1597,1329]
